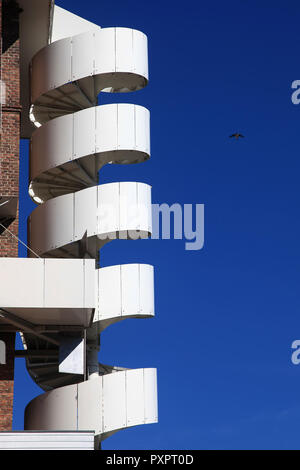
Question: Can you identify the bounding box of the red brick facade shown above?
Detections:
[0,0,22,430]
[0,333,15,430]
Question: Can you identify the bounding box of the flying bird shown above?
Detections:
[229,133,245,140]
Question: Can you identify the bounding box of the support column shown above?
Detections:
[86,324,100,380]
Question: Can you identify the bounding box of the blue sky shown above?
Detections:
[12,0,300,450]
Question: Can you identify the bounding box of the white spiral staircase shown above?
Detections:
[20,24,158,442]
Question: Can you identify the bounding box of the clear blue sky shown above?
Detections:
[13,0,300,450]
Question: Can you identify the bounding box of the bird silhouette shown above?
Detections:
[229,133,245,140]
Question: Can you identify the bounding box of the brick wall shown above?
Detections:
[0,0,21,258]
[0,0,22,431]
[0,333,15,430]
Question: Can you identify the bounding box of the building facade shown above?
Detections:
[0,0,157,449]
[0,0,21,431]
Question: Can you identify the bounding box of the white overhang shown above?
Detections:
[50,6,100,43]
[0,258,95,327]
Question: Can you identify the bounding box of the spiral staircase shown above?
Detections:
[19,20,157,443]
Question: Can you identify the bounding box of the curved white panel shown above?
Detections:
[30,104,150,201]
[31,28,148,126]
[28,182,152,257]
[31,38,73,105]
[94,264,154,329]
[25,381,78,430]
[24,368,158,438]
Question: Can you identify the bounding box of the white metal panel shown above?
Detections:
[31,45,48,103]
[94,28,115,74]
[25,385,78,431]
[31,37,72,101]
[44,259,84,308]
[133,29,148,79]
[138,182,152,234]
[72,31,95,81]
[30,126,44,179]
[84,259,96,309]
[103,371,126,433]
[97,183,120,236]
[135,105,150,154]
[78,378,102,435]
[32,115,72,180]
[116,28,133,73]
[120,182,137,232]
[118,104,135,150]
[31,114,73,180]
[121,264,139,315]
[74,185,97,241]
[144,369,158,423]
[43,193,74,252]
[73,107,96,159]
[48,114,73,166]
[94,264,155,326]
[97,265,121,321]
[49,194,73,252]
[45,38,72,92]
[126,369,144,427]
[96,104,118,153]
[0,258,44,308]
[51,5,100,43]
[139,264,155,315]
[52,119,74,174]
